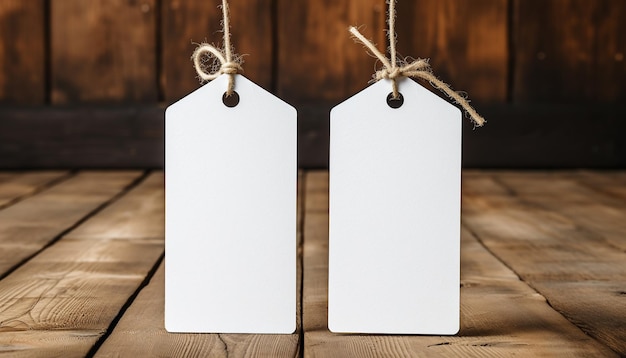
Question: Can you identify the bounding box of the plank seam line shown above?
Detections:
[574,172,626,209]
[485,173,625,355]
[492,177,626,253]
[0,170,150,282]
[492,174,625,254]
[0,170,76,211]
[87,252,165,358]
[462,223,620,356]
[297,171,306,358]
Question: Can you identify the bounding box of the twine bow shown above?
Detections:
[192,0,243,96]
[349,0,485,127]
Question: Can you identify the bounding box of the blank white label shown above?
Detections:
[329,78,461,334]
[165,74,297,334]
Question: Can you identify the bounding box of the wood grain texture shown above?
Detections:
[0,0,45,104]
[303,171,617,357]
[51,0,157,103]
[513,0,626,102]
[0,171,69,209]
[494,171,626,251]
[396,0,508,102]
[463,171,626,355]
[277,0,386,104]
[93,172,304,358]
[93,262,299,358]
[67,172,164,240]
[0,171,141,276]
[0,171,166,357]
[0,330,102,358]
[0,239,163,357]
[574,170,626,202]
[161,0,273,102]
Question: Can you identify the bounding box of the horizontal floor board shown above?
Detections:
[463,172,626,355]
[0,170,623,357]
[93,172,304,358]
[93,262,300,358]
[0,171,69,209]
[0,171,167,357]
[66,172,164,240]
[303,171,618,357]
[0,171,142,276]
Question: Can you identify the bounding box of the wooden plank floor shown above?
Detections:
[0,170,623,357]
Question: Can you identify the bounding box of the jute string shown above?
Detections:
[349,0,485,126]
[192,0,243,96]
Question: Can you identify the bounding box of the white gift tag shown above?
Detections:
[329,78,461,334]
[165,74,297,334]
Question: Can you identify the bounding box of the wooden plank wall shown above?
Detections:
[0,0,625,168]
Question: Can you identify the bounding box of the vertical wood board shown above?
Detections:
[277,0,385,104]
[51,0,157,103]
[513,0,626,102]
[161,0,273,102]
[0,0,45,104]
[396,0,508,102]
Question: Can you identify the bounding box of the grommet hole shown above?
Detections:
[386,92,404,109]
[222,91,240,107]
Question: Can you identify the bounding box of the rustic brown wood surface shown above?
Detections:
[1,0,625,105]
[161,0,273,103]
[0,172,161,357]
[0,171,68,209]
[0,0,45,104]
[51,0,157,103]
[303,171,620,357]
[396,0,508,102]
[462,171,626,354]
[0,170,624,357]
[276,0,386,104]
[94,173,303,358]
[2,1,626,169]
[0,171,142,276]
[513,0,626,102]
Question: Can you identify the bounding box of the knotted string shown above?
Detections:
[349,0,485,127]
[192,0,243,96]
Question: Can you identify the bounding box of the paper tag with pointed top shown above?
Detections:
[165,74,297,334]
[328,78,461,334]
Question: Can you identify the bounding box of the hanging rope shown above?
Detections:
[192,0,243,96]
[349,0,485,126]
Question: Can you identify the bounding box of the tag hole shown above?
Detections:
[222,91,240,107]
[386,92,404,109]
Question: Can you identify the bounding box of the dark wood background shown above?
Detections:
[0,0,624,168]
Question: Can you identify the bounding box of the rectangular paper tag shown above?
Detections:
[165,74,297,334]
[329,78,461,334]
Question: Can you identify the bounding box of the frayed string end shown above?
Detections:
[349,1,485,127]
